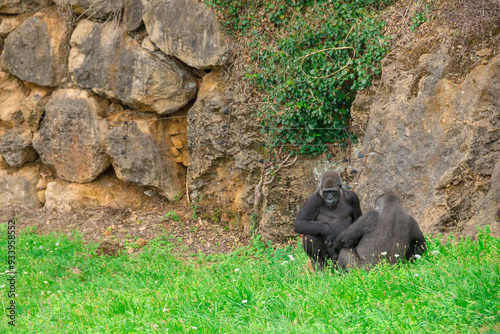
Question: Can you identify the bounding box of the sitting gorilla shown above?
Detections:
[326,191,427,269]
[294,170,362,270]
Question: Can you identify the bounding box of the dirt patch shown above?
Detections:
[0,196,252,257]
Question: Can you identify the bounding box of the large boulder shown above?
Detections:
[0,0,51,14]
[32,88,110,183]
[0,128,38,167]
[142,0,234,69]
[2,7,70,87]
[0,70,28,126]
[353,50,500,236]
[69,20,197,114]
[103,111,187,201]
[44,171,151,213]
[0,164,39,206]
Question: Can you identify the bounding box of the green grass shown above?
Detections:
[1,224,499,333]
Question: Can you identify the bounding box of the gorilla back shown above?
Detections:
[329,191,426,269]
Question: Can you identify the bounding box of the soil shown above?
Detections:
[0,197,253,257]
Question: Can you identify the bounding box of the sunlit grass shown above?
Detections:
[0,223,499,333]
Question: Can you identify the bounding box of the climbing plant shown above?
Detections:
[205,0,393,155]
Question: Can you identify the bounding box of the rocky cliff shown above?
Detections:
[0,0,498,241]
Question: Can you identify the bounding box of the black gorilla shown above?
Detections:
[294,171,362,270]
[326,191,427,270]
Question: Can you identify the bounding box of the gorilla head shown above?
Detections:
[318,170,343,208]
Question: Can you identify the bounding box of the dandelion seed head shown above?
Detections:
[414,254,421,259]
[394,254,400,258]
[380,252,387,256]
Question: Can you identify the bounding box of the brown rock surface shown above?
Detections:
[21,86,53,131]
[0,70,28,126]
[44,170,151,213]
[353,50,500,236]
[32,88,110,183]
[0,0,51,14]
[0,164,39,206]
[0,128,38,167]
[103,110,187,201]
[142,0,234,69]
[0,14,29,37]
[69,20,197,115]
[3,8,69,86]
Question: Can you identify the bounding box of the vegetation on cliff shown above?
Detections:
[204,0,393,155]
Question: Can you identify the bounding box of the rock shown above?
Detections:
[52,0,143,31]
[142,0,234,69]
[0,14,29,37]
[0,70,28,125]
[44,169,151,213]
[69,20,197,115]
[3,8,70,86]
[141,36,156,52]
[96,238,122,256]
[127,247,134,254]
[0,164,39,206]
[21,86,53,131]
[32,88,110,183]
[353,50,500,236]
[0,0,51,14]
[103,110,186,201]
[135,238,147,246]
[0,128,38,167]
[476,48,492,57]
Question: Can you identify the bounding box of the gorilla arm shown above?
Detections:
[406,216,427,260]
[346,190,362,222]
[294,191,332,236]
[326,210,379,260]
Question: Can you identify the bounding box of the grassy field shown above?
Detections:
[0,223,499,333]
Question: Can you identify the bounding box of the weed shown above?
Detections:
[164,211,180,222]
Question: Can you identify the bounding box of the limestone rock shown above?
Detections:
[0,164,39,206]
[0,14,29,37]
[69,20,197,114]
[52,0,143,31]
[21,86,53,131]
[44,171,151,213]
[353,51,500,236]
[0,128,38,167]
[103,111,186,201]
[3,8,70,87]
[96,237,122,256]
[0,0,51,14]
[32,88,110,183]
[0,70,28,125]
[142,0,234,69]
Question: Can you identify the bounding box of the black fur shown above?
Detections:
[326,191,427,269]
[294,171,362,270]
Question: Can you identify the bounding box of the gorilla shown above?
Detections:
[294,171,362,270]
[326,191,427,270]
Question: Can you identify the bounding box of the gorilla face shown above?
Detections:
[322,188,341,208]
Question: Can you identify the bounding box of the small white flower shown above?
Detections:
[242,300,248,303]
[0,285,5,288]
[43,281,48,284]
[380,252,387,256]
[47,291,51,294]
[414,254,421,259]
[234,268,240,272]
[153,324,159,328]
[56,242,60,246]
[394,254,400,258]
[163,308,168,312]
[414,274,419,277]
[24,272,27,274]
[281,261,289,265]
[192,326,197,329]
[288,255,296,261]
